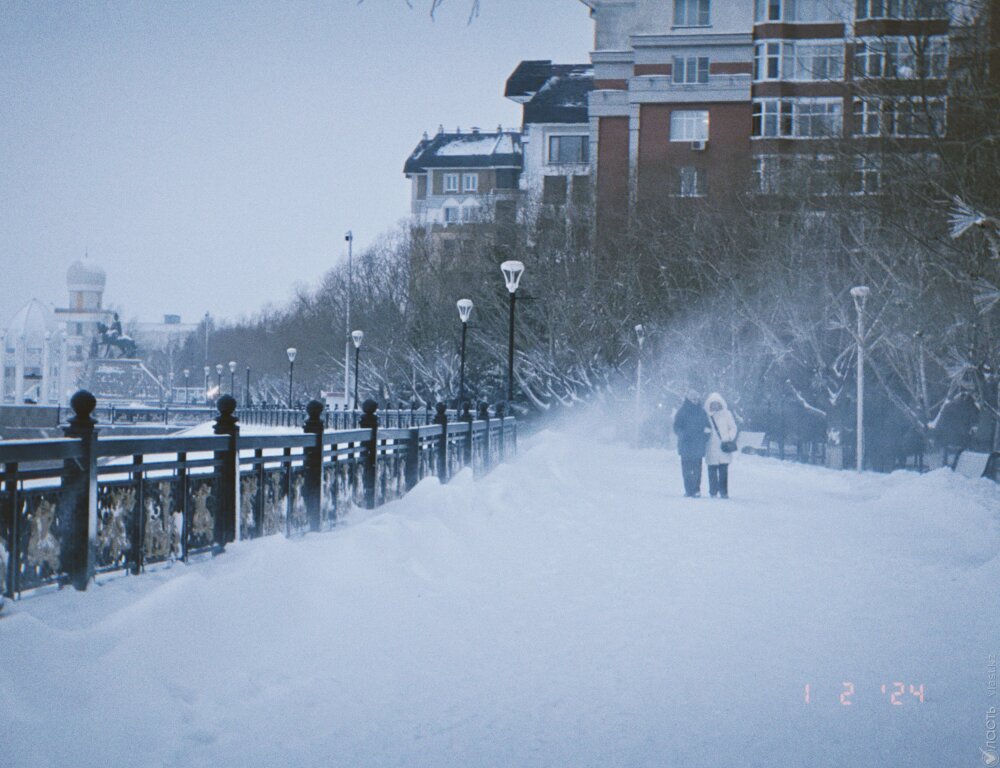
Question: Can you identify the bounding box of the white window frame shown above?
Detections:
[754,41,785,80]
[852,96,946,137]
[676,166,707,197]
[673,56,710,84]
[443,173,459,193]
[753,98,843,138]
[669,110,710,142]
[855,0,947,20]
[756,0,841,21]
[853,36,948,79]
[443,206,460,224]
[462,173,478,192]
[755,40,844,82]
[674,0,710,27]
[851,155,882,196]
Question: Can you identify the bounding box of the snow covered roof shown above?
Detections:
[505,61,593,126]
[404,130,523,174]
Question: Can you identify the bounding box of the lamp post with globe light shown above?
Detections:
[215,363,223,395]
[228,361,237,397]
[457,299,473,407]
[352,330,364,410]
[183,369,190,405]
[286,347,297,408]
[500,260,525,405]
[850,285,870,473]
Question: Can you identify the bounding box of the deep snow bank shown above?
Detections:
[1,429,998,768]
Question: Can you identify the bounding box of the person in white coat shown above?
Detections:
[704,392,739,498]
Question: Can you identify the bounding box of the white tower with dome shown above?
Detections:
[55,256,111,395]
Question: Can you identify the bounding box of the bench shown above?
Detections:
[952,450,1000,481]
[740,431,768,455]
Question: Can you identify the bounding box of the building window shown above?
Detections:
[674,0,710,27]
[461,205,478,222]
[571,175,592,206]
[756,0,840,21]
[755,41,844,81]
[443,206,460,224]
[462,173,478,192]
[855,0,947,20]
[851,156,882,195]
[548,135,589,164]
[416,176,427,200]
[673,56,710,84]
[853,36,948,79]
[753,98,842,138]
[670,110,710,141]
[852,96,946,137]
[676,166,707,197]
[543,175,568,205]
[444,173,459,193]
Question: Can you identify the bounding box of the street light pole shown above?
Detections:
[183,369,190,405]
[229,361,236,397]
[457,299,473,407]
[245,366,251,407]
[352,330,364,410]
[287,347,297,408]
[500,260,525,404]
[851,285,870,473]
[203,365,210,404]
[215,363,223,395]
[344,231,353,410]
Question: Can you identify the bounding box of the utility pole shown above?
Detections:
[344,231,353,411]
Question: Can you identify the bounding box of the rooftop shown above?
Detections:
[404,129,523,174]
[505,60,593,126]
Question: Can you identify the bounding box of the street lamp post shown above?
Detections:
[851,285,870,473]
[344,231,353,410]
[286,347,297,408]
[457,299,473,407]
[245,365,251,407]
[228,361,236,397]
[500,260,525,404]
[352,330,364,410]
[215,363,223,394]
[203,365,210,404]
[183,369,190,405]
[635,324,645,417]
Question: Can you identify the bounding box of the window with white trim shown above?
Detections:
[851,156,882,195]
[669,110,710,141]
[753,98,842,138]
[855,0,947,20]
[674,0,710,27]
[673,56,710,84]
[853,36,948,79]
[443,173,459,193]
[443,206,460,224]
[462,173,478,192]
[755,0,840,21]
[754,41,844,81]
[548,135,589,164]
[461,205,478,222]
[852,96,946,137]
[676,166,707,197]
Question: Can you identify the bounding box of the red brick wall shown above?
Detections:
[636,103,752,203]
[596,116,630,236]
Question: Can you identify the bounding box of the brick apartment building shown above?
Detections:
[581,0,954,224]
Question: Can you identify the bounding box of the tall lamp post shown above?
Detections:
[851,285,870,473]
[228,360,237,397]
[351,330,364,410]
[635,323,645,417]
[183,368,190,405]
[245,365,251,407]
[457,299,473,406]
[500,260,525,404]
[203,365,210,404]
[344,230,353,410]
[215,363,223,394]
[286,347,297,408]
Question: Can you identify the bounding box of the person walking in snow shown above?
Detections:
[673,389,711,497]
[704,392,739,499]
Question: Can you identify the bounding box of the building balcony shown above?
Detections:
[629,73,752,104]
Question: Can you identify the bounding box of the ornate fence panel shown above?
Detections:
[0,393,517,601]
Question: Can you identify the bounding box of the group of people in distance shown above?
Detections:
[672,389,739,499]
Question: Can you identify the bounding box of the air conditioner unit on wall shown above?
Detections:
[691,140,707,151]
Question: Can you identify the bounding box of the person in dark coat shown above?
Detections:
[673,389,711,497]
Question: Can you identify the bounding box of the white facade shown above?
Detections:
[1,299,66,404]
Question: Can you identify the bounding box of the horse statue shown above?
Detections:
[94,314,137,358]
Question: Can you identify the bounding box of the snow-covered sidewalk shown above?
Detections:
[2,428,998,767]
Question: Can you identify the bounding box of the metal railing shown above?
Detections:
[0,393,516,600]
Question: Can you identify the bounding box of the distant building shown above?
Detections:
[55,257,112,389]
[131,314,199,353]
[1,299,66,404]
[505,60,594,211]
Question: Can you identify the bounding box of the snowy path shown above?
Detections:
[2,428,999,767]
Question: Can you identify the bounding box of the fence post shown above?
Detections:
[359,399,379,509]
[303,399,325,532]
[495,402,506,462]
[212,395,239,552]
[404,427,420,492]
[61,390,99,591]
[433,402,448,482]
[461,401,473,467]
[478,402,491,471]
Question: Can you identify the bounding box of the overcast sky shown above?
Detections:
[0,0,593,328]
